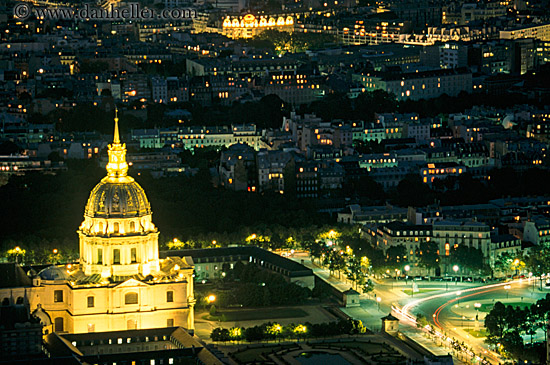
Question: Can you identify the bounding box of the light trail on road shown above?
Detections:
[394,279,530,365]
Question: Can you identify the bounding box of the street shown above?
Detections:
[291,253,548,365]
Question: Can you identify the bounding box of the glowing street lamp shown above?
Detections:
[453,265,459,285]
[405,265,410,284]
[207,294,216,304]
[376,296,382,311]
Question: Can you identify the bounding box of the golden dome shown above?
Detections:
[85,177,151,218]
[84,110,151,219]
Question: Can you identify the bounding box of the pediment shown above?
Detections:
[114,278,149,288]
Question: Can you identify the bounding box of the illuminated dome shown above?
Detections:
[78,111,160,278]
[85,178,150,218]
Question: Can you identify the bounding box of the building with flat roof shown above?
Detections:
[43,327,223,364]
[161,246,315,290]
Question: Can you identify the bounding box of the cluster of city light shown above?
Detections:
[223,14,294,29]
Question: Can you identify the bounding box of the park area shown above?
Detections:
[228,337,407,364]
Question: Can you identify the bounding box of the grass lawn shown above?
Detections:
[465,328,488,338]
[203,307,308,322]
[402,289,439,296]
[479,302,532,313]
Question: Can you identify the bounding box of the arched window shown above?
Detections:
[113,222,119,233]
[129,221,135,232]
[130,248,137,263]
[16,297,24,305]
[98,222,104,233]
[54,317,64,332]
[125,292,138,305]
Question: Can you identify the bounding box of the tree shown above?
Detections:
[328,250,346,278]
[346,255,364,289]
[210,327,230,342]
[451,245,486,275]
[362,279,374,295]
[209,304,217,316]
[485,301,508,343]
[416,241,440,274]
[394,174,434,207]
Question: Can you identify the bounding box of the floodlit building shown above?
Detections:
[0,116,196,335]
[221,14,295,39]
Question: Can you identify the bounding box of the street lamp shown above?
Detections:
[376,296,381,311]
[207,294,216,304]
[405,265,410,284]
[456,291,462,306]
[453,265,459,285]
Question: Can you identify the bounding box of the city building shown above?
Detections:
[357,68,473,100]
[500,23,550,42]
[221,14,295,39]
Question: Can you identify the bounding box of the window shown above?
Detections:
[54,317,64,332]
[87,296,94,308]
[167,318,174,327]
[97,248,103,265]
[131,248,137,263]
[114,222,119,233]
[166,291,174,303]
[125,292,138,305]
[54,290,63,303]
[130,221,136,232]
[87,323,95,333]
[113,249,120,264]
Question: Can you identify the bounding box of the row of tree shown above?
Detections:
[210,319,366,342]
[484,294,550,362]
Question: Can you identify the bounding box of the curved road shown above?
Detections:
[400,279,543,364]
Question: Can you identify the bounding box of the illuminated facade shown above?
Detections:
[0,114,195,335]
[221,14,294,39]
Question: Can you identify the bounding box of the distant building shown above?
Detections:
[523,217,550,246]
[490,234,522,269]
[219,143,257,191]
[432,220,491,273]
[0,289,44,361]
[500,23,550,42]
[357,68,472,101]
[338,204,408,225]
[221,14,294,39]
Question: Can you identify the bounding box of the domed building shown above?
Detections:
[0,115,195,334]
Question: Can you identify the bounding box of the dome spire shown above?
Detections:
[113,108,120,144]
[105,109,129,179]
